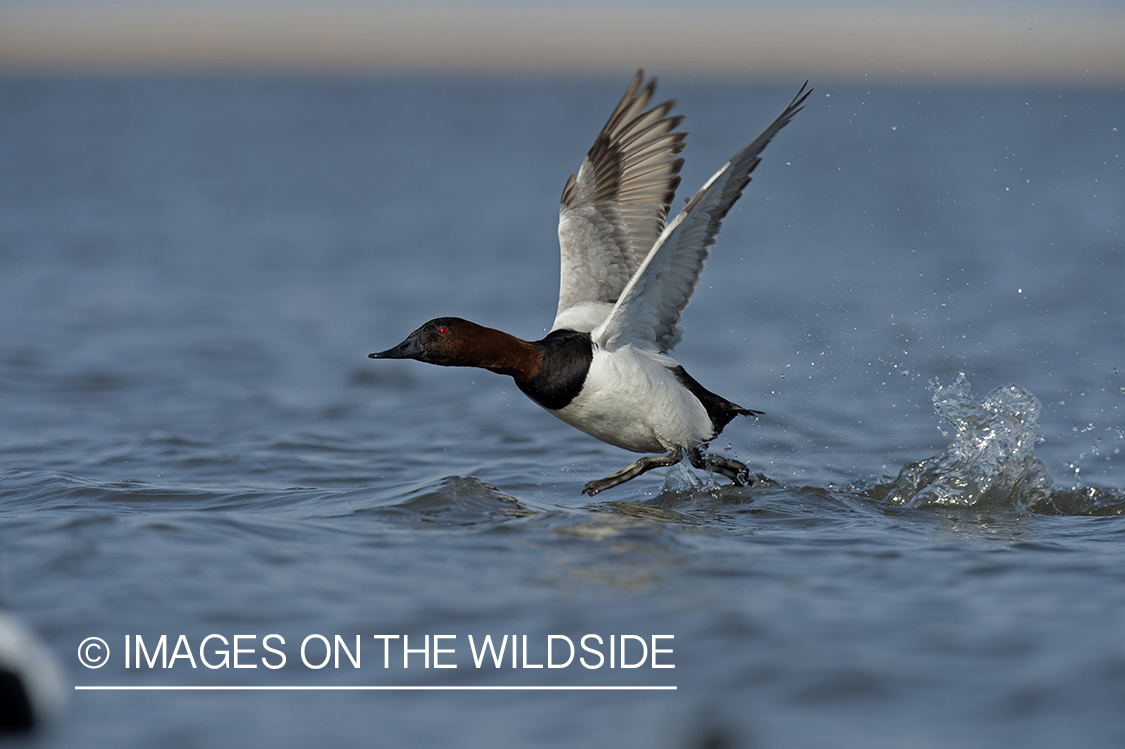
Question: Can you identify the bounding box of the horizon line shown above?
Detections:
[1,3,1123,84]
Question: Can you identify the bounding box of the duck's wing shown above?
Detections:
[552,70,688,333]
[592,82,811,353]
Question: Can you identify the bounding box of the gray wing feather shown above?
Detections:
[554,70,687,332]
[593,82,812,353]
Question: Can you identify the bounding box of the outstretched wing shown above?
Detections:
[553,70,687,334]
[592,82,811,353]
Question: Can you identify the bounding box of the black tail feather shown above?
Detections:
[669,366,761,435]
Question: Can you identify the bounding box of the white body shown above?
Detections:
[547,345,712,454]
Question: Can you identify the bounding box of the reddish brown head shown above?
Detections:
[369,317,540,381]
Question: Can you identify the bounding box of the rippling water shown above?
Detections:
[1,76,1123,747]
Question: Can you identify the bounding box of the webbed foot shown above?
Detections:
[582,447,685,496]
[688,447,753,486]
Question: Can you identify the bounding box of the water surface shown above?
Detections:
[0,76,1123,747]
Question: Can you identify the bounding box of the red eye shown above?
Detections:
[438,326,449,335]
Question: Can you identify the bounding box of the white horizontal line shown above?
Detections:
[76,685,676,691]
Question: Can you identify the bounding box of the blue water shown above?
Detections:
[1,76,1123,747]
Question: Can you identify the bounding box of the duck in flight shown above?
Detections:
[371,71,809,496]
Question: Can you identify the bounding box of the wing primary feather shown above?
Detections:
[553,71,691,333]
[592,82,812,353]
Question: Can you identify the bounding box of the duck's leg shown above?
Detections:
[688,446,752,486]
[583,447,684,497]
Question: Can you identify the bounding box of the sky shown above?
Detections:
[0,1,1123,83]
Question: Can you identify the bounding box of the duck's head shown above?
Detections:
[370,317,540,379]
[369,317,478,367]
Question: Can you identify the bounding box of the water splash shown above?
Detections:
[878,373,1055,510]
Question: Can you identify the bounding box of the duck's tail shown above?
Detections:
[669,365,762,435]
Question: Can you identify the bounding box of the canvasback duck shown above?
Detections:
[371,71,809,496]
